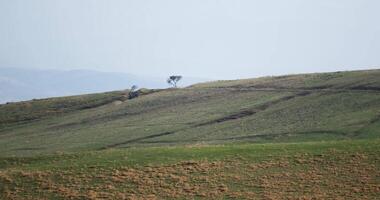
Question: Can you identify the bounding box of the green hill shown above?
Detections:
[0,69,379,156]
[1,69,380,199]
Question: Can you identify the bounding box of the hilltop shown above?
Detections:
[0,68,209,103]
[0,69,379,156]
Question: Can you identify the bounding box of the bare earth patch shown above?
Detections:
[1,151,379,199]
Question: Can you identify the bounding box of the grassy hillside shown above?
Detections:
[0,91,126,128]
[0,69,379,156]
[1,69,380,199]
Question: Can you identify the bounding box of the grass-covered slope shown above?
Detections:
[0,91,127,129]
[0,69,380,156]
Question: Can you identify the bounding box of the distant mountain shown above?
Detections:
[0,68,209,103]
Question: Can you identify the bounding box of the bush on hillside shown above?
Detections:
[128,85,140,99]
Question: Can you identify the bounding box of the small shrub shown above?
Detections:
[128,85,140,99]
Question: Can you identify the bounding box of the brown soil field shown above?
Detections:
[1,150,379,200]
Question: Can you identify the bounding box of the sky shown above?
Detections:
[0,0,379,79]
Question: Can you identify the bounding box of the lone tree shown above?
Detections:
[128,85,139,99]
[167,75,182,88]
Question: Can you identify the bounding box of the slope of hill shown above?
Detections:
[1,69,380,199]
[0,69,379,157]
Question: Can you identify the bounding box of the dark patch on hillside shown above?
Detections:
[196,91,311,127]
[13,147,45,151]
[122,130,348,145]
[214,110,257,123]
[219,130,347,141]
[352,115,380,137]
[100,131,176,149]
[369,115,380,124]
[46,111,138,131]
[350,85,380,91]
[304,85,333,90]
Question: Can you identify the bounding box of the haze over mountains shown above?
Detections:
[0,68,209,103]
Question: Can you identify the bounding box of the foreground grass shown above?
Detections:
[1,139,379,199]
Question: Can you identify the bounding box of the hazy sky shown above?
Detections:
[0,0,379,79]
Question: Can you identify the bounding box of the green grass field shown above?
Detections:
[0,69,380,199]
[1,139,379,199]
